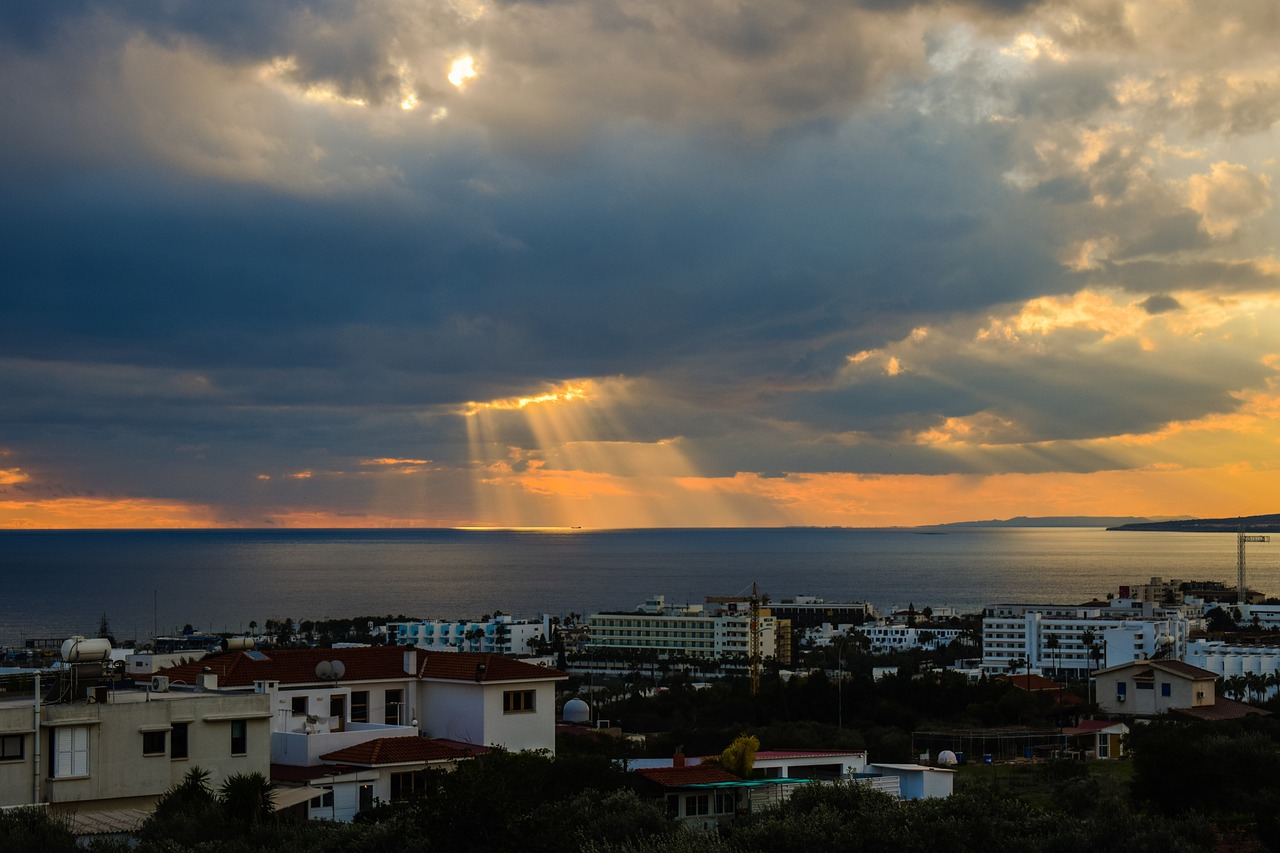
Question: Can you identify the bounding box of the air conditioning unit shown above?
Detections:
[151,676,170,693]
[1115,694,1125,702]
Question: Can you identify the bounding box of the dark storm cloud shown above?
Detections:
[1,0,1277,524]
[1139,294,1182,315]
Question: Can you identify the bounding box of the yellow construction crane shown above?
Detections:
[706,582,769,694]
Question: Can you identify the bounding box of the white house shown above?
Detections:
[160,646,567,758]
[157,646,566,822]
[866,763,954,800]
[271,735,488,821]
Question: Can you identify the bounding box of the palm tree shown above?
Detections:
[1044,634,1060,679]
[219,772,275,827]
[1081,629,1100,704]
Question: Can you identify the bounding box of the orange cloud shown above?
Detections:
[0,498,222,529]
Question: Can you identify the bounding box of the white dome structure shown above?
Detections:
[562,697,590,724]
[937,750,959,766]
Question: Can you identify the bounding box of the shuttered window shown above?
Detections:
[53,726,89,777]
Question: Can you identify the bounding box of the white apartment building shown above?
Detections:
[981,602,1190,676]
[1185,639,1280,698]
[855,624,964,653]
[587,596,777,661]
[1216,603,1280,631]
[389,614,549,656]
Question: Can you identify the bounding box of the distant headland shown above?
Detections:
[1107,512,1280,533]
[925,515,1166,529]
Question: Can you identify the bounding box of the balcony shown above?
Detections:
[271,719,418,766]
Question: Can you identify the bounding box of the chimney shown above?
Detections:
[197,671,218,691]
[673,747,685,768]
[404,648,418,675]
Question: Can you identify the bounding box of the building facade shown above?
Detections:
[0,675,271,812]
[981,602,1190,676]
[389,615,549,656]
[1093,660,1218,716]
[586,596,778,662]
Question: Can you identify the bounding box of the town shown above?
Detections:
[4,553,1280,851]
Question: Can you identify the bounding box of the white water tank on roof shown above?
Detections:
[61,636,112,662]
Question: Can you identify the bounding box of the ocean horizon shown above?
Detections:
[2,526,1276,647]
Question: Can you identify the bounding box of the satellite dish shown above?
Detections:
[330,660,346,679]
[316,661,333,680]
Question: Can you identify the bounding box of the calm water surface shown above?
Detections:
[1,527,1276,645]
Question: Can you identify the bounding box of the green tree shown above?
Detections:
[718,733,760,778]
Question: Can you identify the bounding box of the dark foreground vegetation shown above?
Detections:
[8,666,1280,853]
[8,713,1280,853]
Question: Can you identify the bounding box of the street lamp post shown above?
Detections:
[838,641,843,729]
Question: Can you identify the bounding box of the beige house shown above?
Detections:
[1093,660,1218,716]
[0,677,271,812]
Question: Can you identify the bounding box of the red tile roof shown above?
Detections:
[1095,659,1218,680]
[159,646,416,687]
[1148,660,1219,680]
[1000,674,1068,692]
[417,652,567,683]
[634,765,742,787]
[270,763,363,783]
[319,736,484,765]
[1173,698,1272,721]
[157,646,566,687]
[1067,719,1127,733]
[694,750,865,763]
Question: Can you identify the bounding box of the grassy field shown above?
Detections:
[953,759,1134,809]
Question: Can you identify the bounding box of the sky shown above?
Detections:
[0,0,1278,529]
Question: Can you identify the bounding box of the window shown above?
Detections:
[1137,681,1153,691]
[0,734,23,761]
[1161,682,1172,697]
[503,689,536,714]
[384,689,403,725]
[714,792,736,814]
[291,696,308,715]
[309,790,334,809]
[329,695,346,732]
[51,726,89,777]
[1115,682,1127,700]
[390,770,425,802]
[686,793,710,816]
[230,720,247,755]
[142,730,167,755]
[171,723,189,760]
[350,691,369,723]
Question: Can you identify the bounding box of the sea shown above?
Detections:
[1,527,1277,647]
